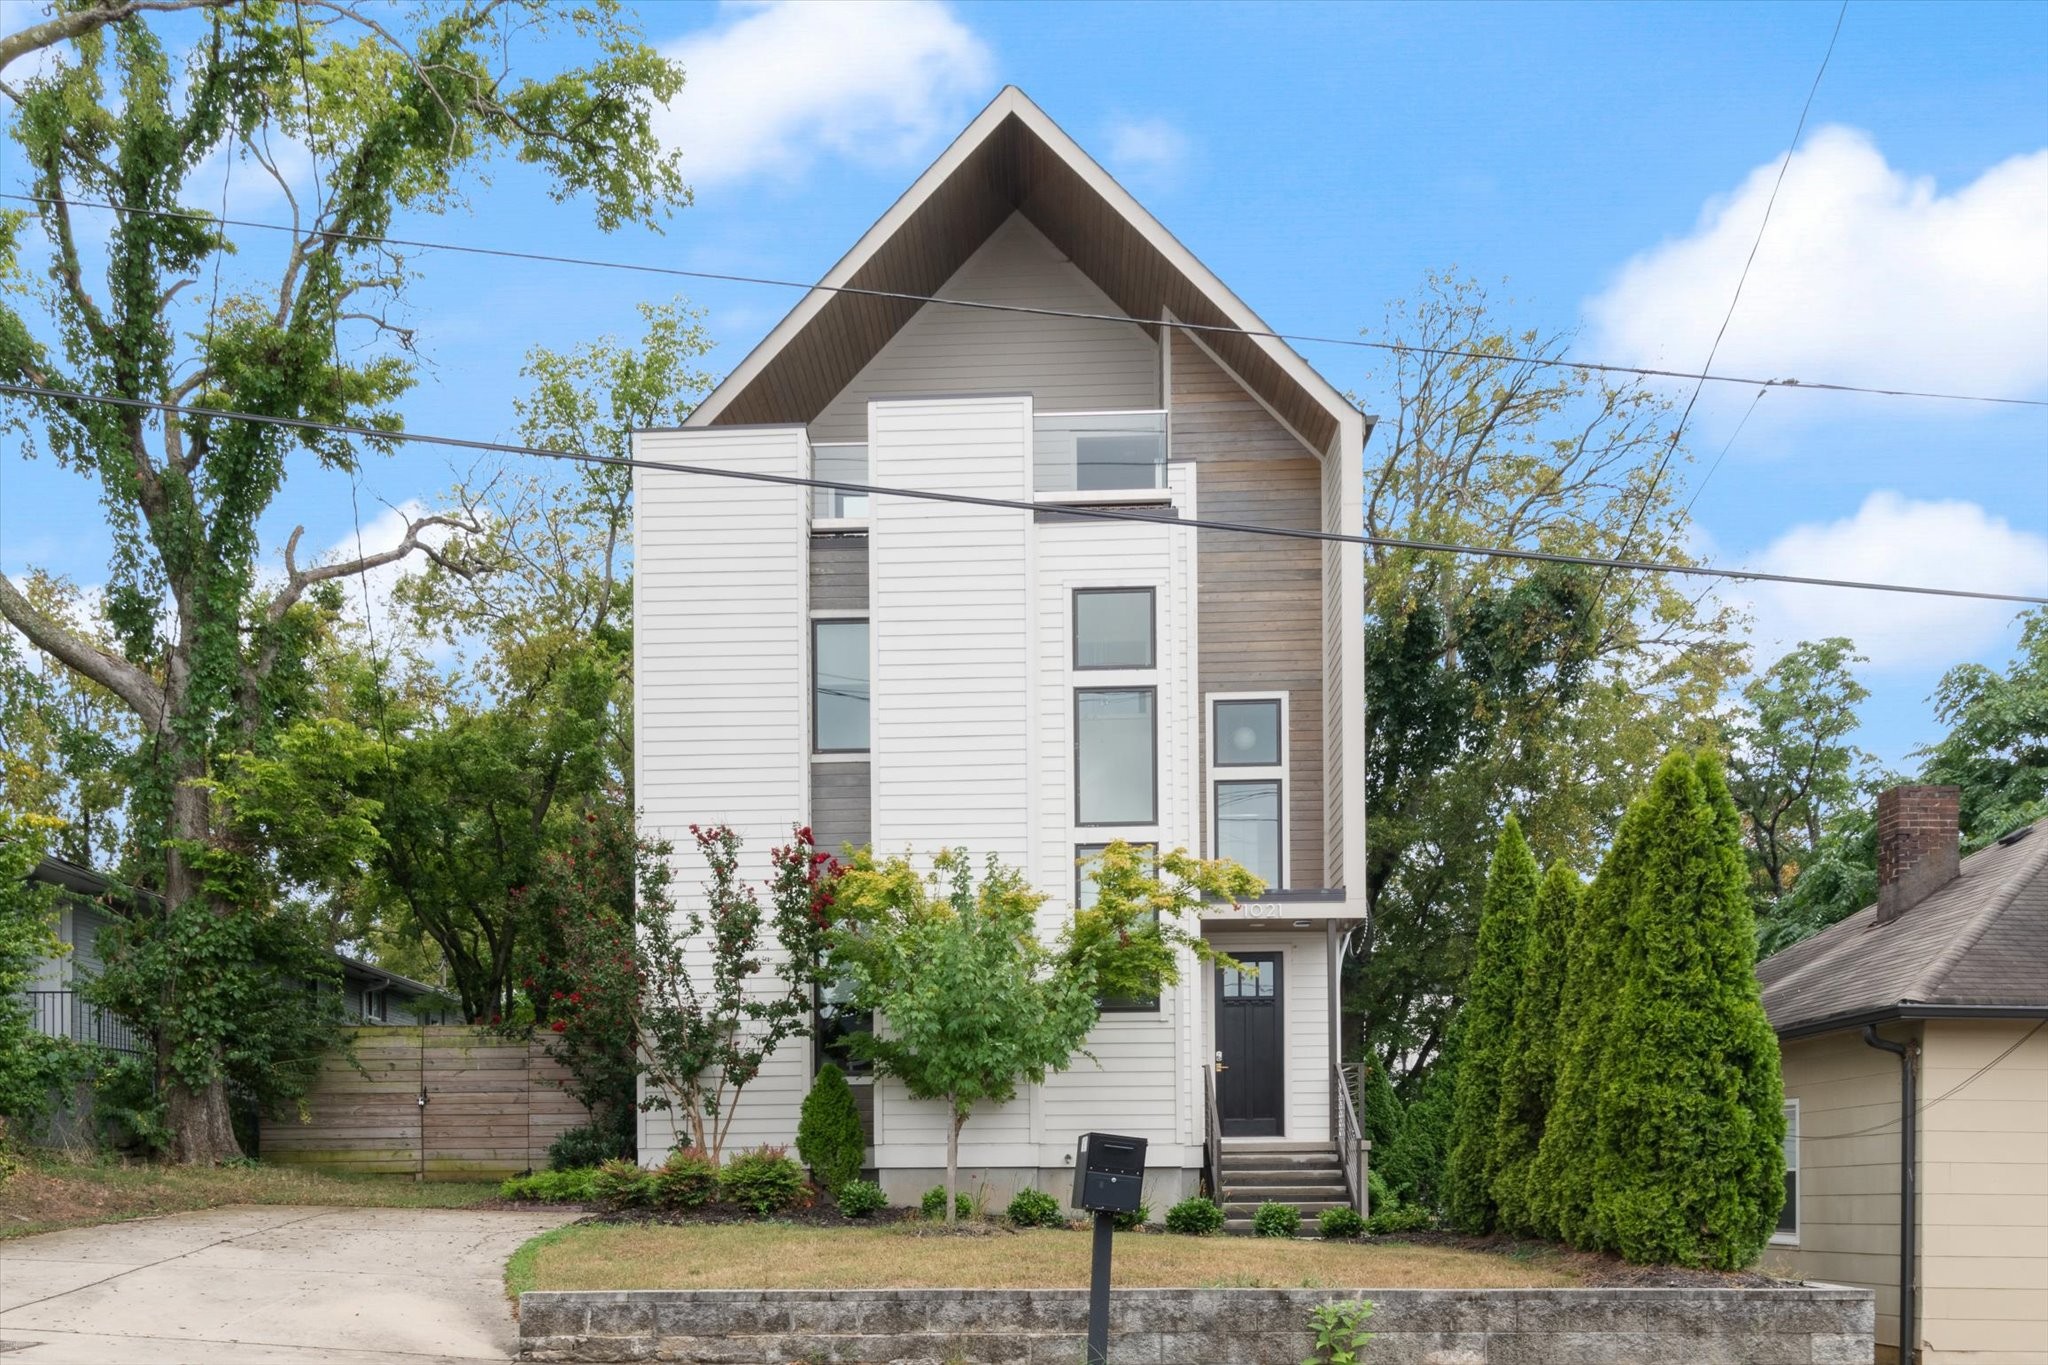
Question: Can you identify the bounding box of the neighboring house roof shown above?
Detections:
[23,853,446,1005]
[1757,819,2048,1038]
[687,85,1365,458]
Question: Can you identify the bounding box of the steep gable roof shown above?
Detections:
[688,86,1359,457]
[1757,819,2048,1036]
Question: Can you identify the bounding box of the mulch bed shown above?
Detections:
[1379,1230,1785,1288]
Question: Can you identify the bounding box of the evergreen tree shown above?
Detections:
[796,1064,868,1195]
[1490,861,1581,1236]
[1443,815,1540,1233]
[1588,751,1786,1268]
[1360,1058,1406,1156]
[1528,801,1646,1248]
[1377,1027,1457,1211]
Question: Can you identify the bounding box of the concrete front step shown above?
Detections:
[1221,1164,1347,1182]
[1221,1184,1351,1203]
[1222,1200,1351,1219]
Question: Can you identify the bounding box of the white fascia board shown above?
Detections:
[1336,411,1368,902]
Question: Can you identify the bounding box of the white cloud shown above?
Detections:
[655,0,993,186]
[1102,116,1190,190]
[1734,491,2048,671]
[1586,127,2048,400]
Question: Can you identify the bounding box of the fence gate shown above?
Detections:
[263,1026,587,1179]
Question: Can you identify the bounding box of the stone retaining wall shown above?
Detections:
[518,1284,1874,1364]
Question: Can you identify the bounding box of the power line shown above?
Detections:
[6,379,2044,607]
[6,191,2045,412]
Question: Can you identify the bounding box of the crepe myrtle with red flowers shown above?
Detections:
[632,822,841,1162]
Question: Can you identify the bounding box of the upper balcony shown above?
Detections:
[1032,410,1169,502]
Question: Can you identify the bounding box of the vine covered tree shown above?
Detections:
[1443,815,1539,1233]
[0,2,686,1161]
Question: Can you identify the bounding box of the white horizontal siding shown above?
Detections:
[633,425,812,1160]
[809,213,1159,442]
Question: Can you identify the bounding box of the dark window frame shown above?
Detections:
[1211,697,1283,768]
[811,617,871,755]
[1072,587,1157,670]
[1074,685,1159,828]
[1213,777,1284,891]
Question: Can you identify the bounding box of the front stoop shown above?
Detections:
[1217,1140,1353,1234]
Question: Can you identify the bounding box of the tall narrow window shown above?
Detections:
[1074,588,1155,669]
[813,619,869,753]
[1774,1100,1800,1242]
[1076,688,1156,825]
[1215,781,1282,887]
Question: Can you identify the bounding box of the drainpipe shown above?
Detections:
[1863,1025,1917,1364]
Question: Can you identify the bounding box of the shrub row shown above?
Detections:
[503,1145,820,1217]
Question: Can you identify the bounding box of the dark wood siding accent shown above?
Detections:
[809,534,870,611]
[811,760,872,854]
[1176,333,1325,890]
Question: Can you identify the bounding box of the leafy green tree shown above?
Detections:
[0,2,685,1161]
[1529,800,1647,1246]
[1443,815,1539,1233]
[1919,607,2048,846]
[1490,861,1580,1236]
[1348,276,1741,1088]
[1589,751,1784,1267]
[1375,1026,1456,1211]
[1726,639,1872,903]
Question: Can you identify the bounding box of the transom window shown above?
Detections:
[1220,963,1275,999]
[1076,688,1157,826]
[1213,699,1281,766]
[1074,588,1155,669]
[813,619,869,753]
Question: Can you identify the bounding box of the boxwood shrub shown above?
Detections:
[836,1178,888,1218]
[1252,1201,1301,1238]
[1164,1196,1224,1235]
[921,1186,974,1221]
[1318,1206,1367,1239]
[1006,1188,1064,1228]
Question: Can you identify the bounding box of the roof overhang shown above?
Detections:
[689,86,1362,456]
[1774,1001,2048,1041]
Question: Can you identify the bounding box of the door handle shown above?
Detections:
[1214,1060,1229,1072]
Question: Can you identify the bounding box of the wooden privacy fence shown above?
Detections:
[262,1026,589,1180]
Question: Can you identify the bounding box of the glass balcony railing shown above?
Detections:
[812,443,869,521]
[1032,411,1168,495]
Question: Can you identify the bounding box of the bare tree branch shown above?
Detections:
[262,511,478,625]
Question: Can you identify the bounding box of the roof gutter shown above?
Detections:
[1774,1001,2048,1041]
[1863,1025,1918,1364]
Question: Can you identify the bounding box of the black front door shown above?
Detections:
[1216,954,1283,1137]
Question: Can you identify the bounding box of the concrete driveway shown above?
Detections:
[0,1204,575,1363]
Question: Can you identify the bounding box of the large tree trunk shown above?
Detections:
[160,745,245,1165]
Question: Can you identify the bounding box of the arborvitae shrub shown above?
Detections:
[1006,1188,1064,1228]
[1587,752,1785,1269]
[796,1064,867,1194]
[1252,1201,1301,1238]
[1376,1036,1456,1211]
[1164,1196,1224,1235]
[1444,815,1539,1233]
[1360,1060,1405,1154]
[1490,862,1581,1236]
[835,1178,888,1218]
[1529,803,1646,1248]
[651,1147,718,1211]
[718,1146,807,1216]
[1318,1206,1367,1239]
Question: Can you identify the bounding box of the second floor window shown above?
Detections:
[1209,695,1286,888]
[813,618,869,753]
[1074,587,1155,669]
[1076,687,1156,825]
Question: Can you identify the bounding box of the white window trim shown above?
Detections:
[1208,692,1289,889]
[1771,1098,1800,1246]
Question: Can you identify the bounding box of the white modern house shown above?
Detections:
[634,88,1373,1223]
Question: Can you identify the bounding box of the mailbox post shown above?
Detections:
[1073,1133,1147,1365]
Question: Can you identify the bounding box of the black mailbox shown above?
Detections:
[1072,1132,1147,1213]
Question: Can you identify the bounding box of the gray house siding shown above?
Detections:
[1173,332,1327,890]
[810,761,872,855]
[808,534,870,611]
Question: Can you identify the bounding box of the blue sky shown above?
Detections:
[3,0,2045,772]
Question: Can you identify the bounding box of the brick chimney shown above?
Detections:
[1875,785,1961,925]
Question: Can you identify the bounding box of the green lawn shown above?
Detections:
[511,1222,1581,1297]
[0,1152,499,1239]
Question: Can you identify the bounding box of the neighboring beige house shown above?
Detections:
[632,87,1373,1227]
[1758,786,2048,1365]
